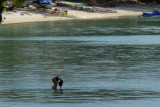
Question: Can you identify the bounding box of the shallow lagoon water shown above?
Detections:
[0,17,160,107]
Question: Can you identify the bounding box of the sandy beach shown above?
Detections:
[1,3,160,24]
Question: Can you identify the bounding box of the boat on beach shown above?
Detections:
[31,0,56,9]
[140,10,160,17]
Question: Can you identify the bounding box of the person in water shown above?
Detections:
[52,75,63,90]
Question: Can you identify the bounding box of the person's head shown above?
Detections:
[52,75,63,89]
[58,78,63,88]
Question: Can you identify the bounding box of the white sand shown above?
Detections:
[2,8,73,24]
[2,4,159,24]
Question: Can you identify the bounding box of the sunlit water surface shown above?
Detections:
[0,17,160,107]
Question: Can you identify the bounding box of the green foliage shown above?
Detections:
[77,0,160,3]
[14,0,26,7]
[0,0,27,23]
[139,0,160,3]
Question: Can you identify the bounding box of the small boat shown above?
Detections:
[140,10,160,17]
[31,0,56,9]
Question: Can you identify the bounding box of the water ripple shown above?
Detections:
[1,35,160,45]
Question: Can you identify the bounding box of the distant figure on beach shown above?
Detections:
[52,75,63,90]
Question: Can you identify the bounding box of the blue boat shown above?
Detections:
[140,10,160,17]
[32,0,56,9]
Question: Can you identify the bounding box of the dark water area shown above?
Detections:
[0,17,160,107]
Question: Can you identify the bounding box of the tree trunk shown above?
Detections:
[0,0,5,23]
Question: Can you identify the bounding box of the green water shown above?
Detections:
[0,17,160,107]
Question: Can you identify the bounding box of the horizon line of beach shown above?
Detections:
[1,3,160,24]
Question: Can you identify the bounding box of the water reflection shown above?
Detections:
[1,18,160,37]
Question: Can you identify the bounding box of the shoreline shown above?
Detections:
[1,4,160,24]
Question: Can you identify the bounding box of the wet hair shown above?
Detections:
[58,78,63,88]
[56,77,59,81]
